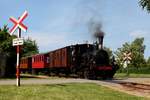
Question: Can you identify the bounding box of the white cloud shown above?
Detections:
[129,30,148,38]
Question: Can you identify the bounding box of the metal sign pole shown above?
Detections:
[16,28,21,87]
[126,60,129,76]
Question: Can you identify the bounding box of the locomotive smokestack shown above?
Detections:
[95,32,104,49]
[97,34,104,49]
[88,18,105,49]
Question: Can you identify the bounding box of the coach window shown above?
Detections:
[37,56,39,62]
[60,54,61,61]
[63,51,65,58]
[41,56,42,61]
[50,54,52,62]
[46,57,49,63]
[32,58,33,63]
[41,56,43,61]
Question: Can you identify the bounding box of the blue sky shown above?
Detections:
[0,0,150,58]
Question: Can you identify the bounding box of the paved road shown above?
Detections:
[0,78,96,85]
[0,77,150,85]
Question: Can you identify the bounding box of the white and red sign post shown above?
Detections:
[9,11,28,86]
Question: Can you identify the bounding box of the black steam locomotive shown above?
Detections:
[20,36,118,79]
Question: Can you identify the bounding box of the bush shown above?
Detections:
[117,65,150,74]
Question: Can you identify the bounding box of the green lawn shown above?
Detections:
[0,83,148,100]
[114,73,150,78]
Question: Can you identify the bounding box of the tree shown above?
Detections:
[0,25,39,77]
[0,25,16,77]
[115,37,146,68]
[114,42,131,67]
[130,37,146,68]
[21,37,39,57]
[147,57,150,66]
[139,0,150,13]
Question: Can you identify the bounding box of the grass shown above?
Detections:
[114,73,150,78]
[0,83,148,100]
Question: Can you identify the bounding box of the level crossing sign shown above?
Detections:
[123,52,132,68]
[123,52,132,61]
[9,10,28,35]
[9,10,28,87]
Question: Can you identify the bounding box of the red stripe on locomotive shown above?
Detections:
[95,66,113,70]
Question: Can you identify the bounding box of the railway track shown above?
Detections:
[119,82,150,90]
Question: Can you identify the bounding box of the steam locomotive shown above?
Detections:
[20,36,118,79]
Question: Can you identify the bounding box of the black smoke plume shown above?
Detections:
[88,18,104,37]
[88,18,105,49]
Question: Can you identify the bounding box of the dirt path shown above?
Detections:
[0,78,150,98]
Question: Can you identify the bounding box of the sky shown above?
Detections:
[0,0,149,59]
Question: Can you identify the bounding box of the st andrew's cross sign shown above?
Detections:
[9,10,28,35]
[9,11,28,87]
[123,52,132,62]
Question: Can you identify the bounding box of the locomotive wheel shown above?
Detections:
[83,70,89,79]
[77,71,83,78]
[32,69,36,75]
[83,69,95,79]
